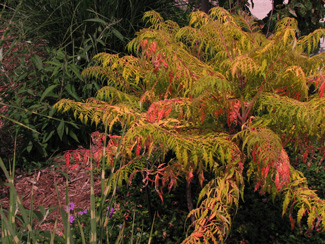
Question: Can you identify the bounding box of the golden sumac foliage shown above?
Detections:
[54,7,325,243]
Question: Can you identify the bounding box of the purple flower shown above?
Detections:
[70,215,75,223]
[78,209,88,215]
[107,206,115,218]
[64,202,75,211]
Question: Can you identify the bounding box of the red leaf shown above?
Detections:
[150,42,157,53]
[274,172,280,191]
[238,162,244,173]
[319,80,325,98]
[129,170,138,185]
[157,108,165,122]
[136,142,141,156]
[252,149,256,161]
[254,181,262,192]
[157,189,164,203]
[302,149,309,163]
[289,215,296,230]
[168,85,173,94]
[169,72,174,83]
[70,163,79,170]
[200,110,205,124]
[155,174,160,188]
[164,105,173,117]
[146,104,156,123]
[64,151,71,169]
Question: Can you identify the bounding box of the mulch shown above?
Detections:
[0,157,102,235]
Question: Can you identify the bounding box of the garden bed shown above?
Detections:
[0,157,102,235]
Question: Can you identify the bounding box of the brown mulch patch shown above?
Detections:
[0,157,102,235]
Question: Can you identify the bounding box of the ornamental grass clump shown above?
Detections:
[55,7,325,243]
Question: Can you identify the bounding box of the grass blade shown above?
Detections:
[148,213,156,244]
[90,157,97,244]
[77,219,86,244]
[50,219,58,244]
[0,210,20,244]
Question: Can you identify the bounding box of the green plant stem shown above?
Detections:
[90,153,97,244]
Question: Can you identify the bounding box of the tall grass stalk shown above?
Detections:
[50,219,58,244]
[97,125,125,243]
[0,156,38,243]
[65,169,72,244]
[89,149,97,244]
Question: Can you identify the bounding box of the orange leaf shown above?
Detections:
[187,170,194,184]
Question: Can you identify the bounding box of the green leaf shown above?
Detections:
[31,54,43,70]
[0,210,20,244]
[85,18,108,26]
[49,107,56,117]
[65,84,81,101]
[69,64,82,80]
[282,191,291,216]
[57,121,65,141]
[69,130,80,142]
[93,82,101,91]
[112,28,124,42]
[297,205,305,224]
[293,2,305,8]
[97,39,106,46]
[305,2,312,10]
[43,130,55,143]
[40,85,58,102]
[298,7,307,16]
[39,205,46,217]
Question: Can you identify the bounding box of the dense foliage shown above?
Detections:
[55,7,325,242]
[261,0,325,37]
[0,0,189,167]
[5,0,189,55]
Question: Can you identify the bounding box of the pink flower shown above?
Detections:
[64,202,75,211]
[78,209,88,215]
[107,206,115,218]
[70,215,75,223]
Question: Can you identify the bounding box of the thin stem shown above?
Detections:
[186,181,195,223]
[266,0,274,38]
